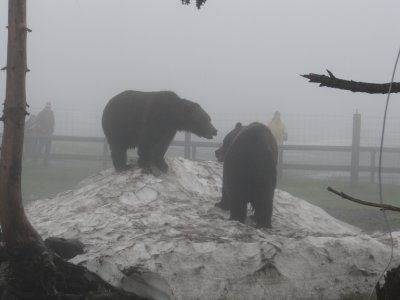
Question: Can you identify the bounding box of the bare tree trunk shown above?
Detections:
[0,0,41,248]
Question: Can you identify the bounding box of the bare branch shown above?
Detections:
[302,70,400,94]
[327,186,400,212]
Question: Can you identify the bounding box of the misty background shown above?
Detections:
[1,0,400,146]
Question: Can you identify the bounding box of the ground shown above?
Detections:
[23,158,400,300]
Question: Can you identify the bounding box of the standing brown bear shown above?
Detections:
[215,122,278,228]
[102,90,217,173]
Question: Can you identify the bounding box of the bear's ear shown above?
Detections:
[235,122,242,129]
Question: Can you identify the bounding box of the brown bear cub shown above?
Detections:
[215,122,278,228]
[102,90,217,173]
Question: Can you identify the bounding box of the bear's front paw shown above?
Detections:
[138,158,151,170]
[155,159,169,173]
[148,164,163,177]
[255,222,272,229]
[115,164,133,172]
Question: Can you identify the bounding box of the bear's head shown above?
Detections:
[215,122,242,162]
[186,102,218,139]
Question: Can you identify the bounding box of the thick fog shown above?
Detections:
[1,0,400,145]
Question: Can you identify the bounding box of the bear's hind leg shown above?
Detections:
[253,186,274,228]
[229,194,247,224]
[215,181,230,210]
[110,144,129,171]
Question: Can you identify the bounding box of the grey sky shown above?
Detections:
[1,0,400,142]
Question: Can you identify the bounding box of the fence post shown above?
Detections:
[43,135,52,165]
[103,141,109,169]
[191,145,197,161]
[370,150,375,184]
[184,132,191,159]
[350,112,361,186]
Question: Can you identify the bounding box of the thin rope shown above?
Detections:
[367,46,400,300]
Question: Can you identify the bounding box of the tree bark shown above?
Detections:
[0,0,41,248]
[302,70,400,94]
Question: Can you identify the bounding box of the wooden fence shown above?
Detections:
[18,130,400,186]
[4,113,400,185]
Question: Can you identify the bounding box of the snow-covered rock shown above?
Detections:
[26,157,400,300]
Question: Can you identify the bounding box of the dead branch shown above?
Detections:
[327,186,400,212]
[302,70,400,94]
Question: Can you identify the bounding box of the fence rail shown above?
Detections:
[14,131,400,185]
[2,112,399,185]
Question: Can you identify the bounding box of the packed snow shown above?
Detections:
[26,157,400,300]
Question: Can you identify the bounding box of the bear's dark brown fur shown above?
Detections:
[102,90,217,173]
[215,122,278,228]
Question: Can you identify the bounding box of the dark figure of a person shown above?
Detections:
[24,114,40,160]
[36,102,55,164]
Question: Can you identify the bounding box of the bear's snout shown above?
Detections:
[202,124,218,139]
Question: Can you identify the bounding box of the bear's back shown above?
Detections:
[226,122,278,168]
[102,90,180,137]
[103,90,177,116]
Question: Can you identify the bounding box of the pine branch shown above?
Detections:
[302,70,400,94]
[327,186,400,212]
[181,0,207,9]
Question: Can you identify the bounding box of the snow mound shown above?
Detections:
[26,157,400,300]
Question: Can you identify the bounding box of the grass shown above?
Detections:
[21,160,103,203]
[277,172,400,232]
